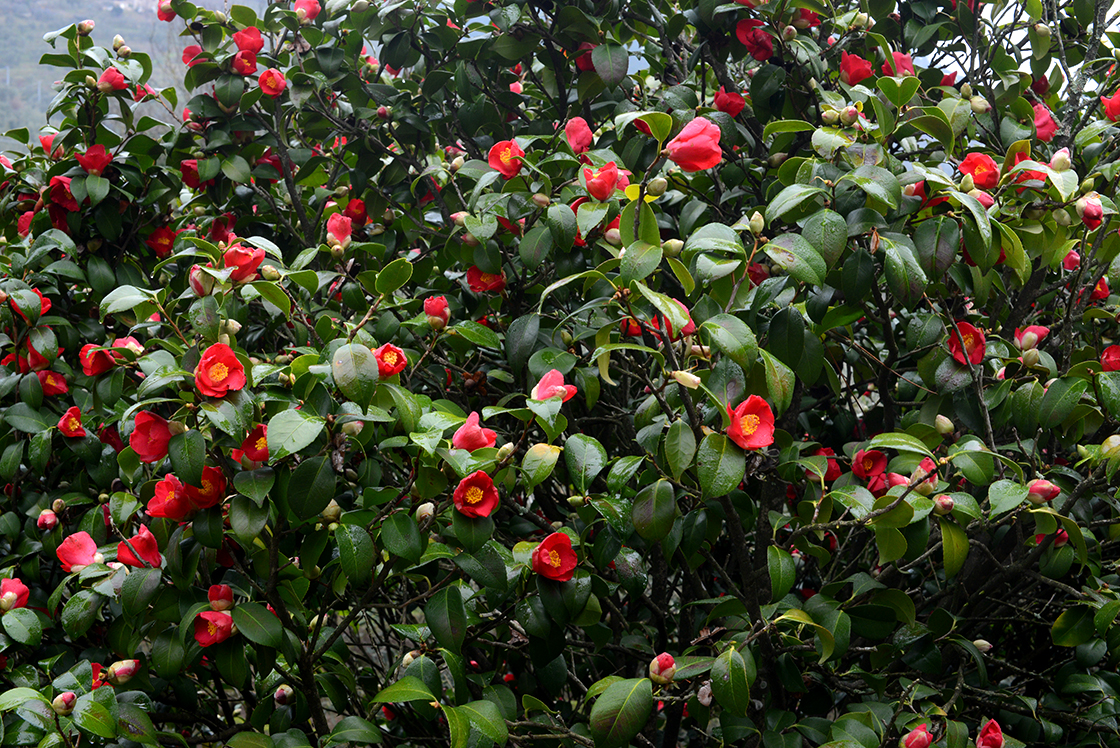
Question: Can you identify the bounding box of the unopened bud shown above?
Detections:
[1099,434,1120,459]
[52,498,66,513]
[690,345,711,359]
[532,193,551,208]
[497,442,516,462]
[604,228,621,245]
[1027,478,1061,504]
[461,232,479,246]
[567,496,586,507]
[646,176,668,197]
[1050,147,1071,172]
[0,592,17,612]
[749,211,765,235]
[167,421,188,436]
[260,264,281,281]
[662,238,683,257]
[959,174,975,193]
[1034,23,1050,38]
[972,639,992,653]
[768,152,788,168]
[321,499,342,524]
[934,415,954,435]
[840,106,859,126]
[274,684,295,705]
[671,370,701,389]
[377,106,390,120]
[402,649,419,667]
[112,35,125,51]
[37,509,58,531]
[450,156,465,171]
[450,211,468,227]
[106,659,140,685]
[960,83,973,98]
[208,584,234,611]
[189,265,215,297]
[52,692,77,716]
[222,319,242,336]
[352,0,370,11]
[341,421,364,437]
[970,96,991,114]
[78,20,95,36]
[117,46,132,59]
[852,12,869,28]
[821,108,839,125]
[1054,209,1072,226]
[1021,348,1040,368]
[415,502,435,522]
[649,652,676,685]
[932,494,955,515]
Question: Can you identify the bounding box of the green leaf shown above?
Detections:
[1051,606,1095,647]
[371,676,436,703]
[73,696,117,739]
[337,524,377,580]
[544,205,576,250]
[768,546,796,602]
[591,44,628,88]
[588,678,653,748]
[939,517,969,578]
[286,456,336,521]
[267,409,326,460]
[458,700,509,746]
[696,433,745,498]
[121,566,162,617]
[988,479,1028,517]
[701,314,758,371]
[234,468,275,506]
[0,688,50,712]
[248,280,292,318]
[766,184,826,224]
[168,429,206,488]
[765,233,827,285]
[664,420,696,479]
[565,434,607,493]
[519,226,552,269]
[99,285,153,320]
[3,402,52,433]
[332,343,380,409]
[841,165,901,209]
[451,320,502,350]
[425,586,467,652]
[1038,377,1087,428]
[710,648,751,717]
[117,701,158,744]
[620,241,662,284]
[62,590,101,639]
[2,607,42,646]
[631,480,677,540]
[521,443,561,491]
[327,716,383,745]
[634,282,689,334]
[376,258,413,295]
[762,119,815,140]
[232,602,282,648]
[868,432,934,457]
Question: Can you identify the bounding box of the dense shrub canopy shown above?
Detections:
[0,0,1118,747]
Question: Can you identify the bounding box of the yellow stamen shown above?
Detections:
[465,486,484,504]
[255,436,267,452]
[209,362,229,382]
[548,550,561,567]
[740,414,760,435]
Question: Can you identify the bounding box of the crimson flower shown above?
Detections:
[233,26,264,54]
[466,266,507,293]
[852,449,887,479]
[452,412,496,451]
[976,719,1004,748]
[531,532,577,581]
[713,87,746,117]
[157,0,176,21]
[259,68,287,97]
[58,407,86,437]
[1014,325,1048,351]
[0,578,29,611]
[117,524,162,568]
[130,411,172,463]
[294,0,321,22]
[223,244,265,282]
[1102,91,1120,121]
[453,471,500,518]
[232,50,258,76]
[194,611,235,646]
[343,198,366,224]
[57,531,103,572]
[146,226,182,258]
[840,51,873,86]
[882,51,915,76]
[373,343,408,378]
[488,140,524,179]
[76,145,112,176]
[98,68,128,91]
[584,161,619,201]
[903,724,932,748]
[37,370,68,396]
[565,117,593,153]
[182,45,204,67]
[424,296,450,329]
[195,343,246,398]
[959,153,999,190]
[947,321,985,365]
[736,19,773,61]
[808,447,842,482]
[148,474,192,520]
[726,395,775,451]
[1101,345,1120,372]
[240,424,269,464]
[327,213,352,249]
[665,118,722,172]
[180,159,213,190]
[80,344,115,376]
[1033,102,1057,142]
[531,369,577,402]
[185,465,227,510]
[209,584,234,611]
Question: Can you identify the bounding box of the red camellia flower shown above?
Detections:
[1091,277,1110,300]
[146,226,182,258]
[238,424,270,465]
[1102,91,1120,121]
[194,610,235,647]
[185,465,227,510]
[452,470,500,518]
[840,51,874,86]
[374,343,408,378]
[959,153,1000,190]
[565,117,593,153]
[574,42,596,71]
[881,51,915,76]
[195,343,247,398]
[76,145,112,176]
[148,474,192,520]
[80,344,115,376]
[424,296,450,329]
[452,412,497,451]
[37,370,68,396]
[1033,102,1057,142]
[50,176,79,211]
[584,161,619,201]
[807,447,842,482]
[259,68,287,97]
[1014,325,1049,350]
[180,159,213,190]
[903,724,933,748]
[58,407,86,437]
[948,320,985,365]
[665,118,722,172]
[183,45,204,67]
[57,531,103,572]
[209,584,234,611]
[531,532,578,582]
[852,449,887,479]
[488,140,524,179]
[976,719,1004,748]
[233,26,264,54]
[343,197,366,224]
[531,369,578,401]
[157,0,176,22]
[117,524,162,568]
[1101,345,1120,371]
[0,578,29,612]
[223,244,265,282]
[713,87,746,117]
[232,50,258,76]
[726,395,775,451]
[736,19,773,61]
[940,71,958,87]
[294,0,321,22]
[327,213,352,249]
[466,266,507,293]
[98,67,128,91]
[131,411,172,463]
[10,288,51,323]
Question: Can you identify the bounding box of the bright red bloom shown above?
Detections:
[233,26,264,54]
[157,0,175,22]
[466,266,506,293]
[948,321,985,365]
[294,0,321,21]
[76,145,113,176]
[852,449,887,479]
[903,724,933,748]
[241,424,269,463]
[232,50,258,76]
[209,584,234,611]
[565,117,593,153]
[940,71,958,87]
[99,425,125,453]
[183,45,204,67]
[194,610,234,646]
[1032,75,1050,97]
[223,244,265,282]
[117,524,162,568]
[17,212,33,237]
[532,533,578,581]
[1102,91,1120,122]
[0,578,29,612]
[374,343,408,378]
[736,19,773,61]
[1101,345,1120,372]
[424,296,450,328]
[574,42,596,71]
[1033,102,1057,142]
[1014,325,1049,350]
[185,465,227,510]
[584,161,619,201]
[805,447,842,482]
[666,118,722,172]
[259,68,287,97]
[57,531,103,572]
[79,344,115,376]
[488,140,524,179]
[840,51,874,86]
[453,470,500,518]
[58,406,86,437]
[959,153,1000,190]
[195,343,246,398]
[531,369,578,402]
[98,68,128,91]
[209,213,237,244]
[146,226,182,258]
[452,412,497,452]
[713,87,746,117]
[148,474,192,520]
[1091,277,1110,300]
[131,411,172,463]
[976,719,1004,748]
[37,370,68,396]
[50,176,79,211]
[180,159,213,190]
[882,51,915,76]
[726,395,775,451]
[327,213,352,248]
[343,198,367,224]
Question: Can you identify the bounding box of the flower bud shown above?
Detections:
[401,649,419,667]
[697,681,712,706]
[209,584,234,611]
[222,319,243,336]
[167,421,189,437]
[112,35,125,51]
[189,265,215,297]
[1026,479,1060,504]
[450,156,465,172]
[782,25,797,41]
[259,264,281,281]
[970,95,991,114]
[321,499,342,524]
[646,177,668,197]
[106,659,140,685]
[52,692,77,716]
[959,173,975,193]
[662,239,683,257]
[497,442,516,462]
[567,496,586,507]
[932,494,955,515]
[649,652,676,685]
[78,20,95,36]
[377,106,390,120]
[604,228,622,245]
[341,421,364,437]
[37,508,58,531]
[901,724,933,748]
[821,109,839,125]
[972,639,992,653]
[690,345,711,359]
[352,0,370,10]
[415,502,435,523]
[1034,23,1051,38]
[909,458,938,496]
[840,106,860,126]
[1050,147,1071,172]
[671,370,701,389]
[1076,192,1103,229]
[532,193,551,208]
[1054,209,1072,226]
[117,46,132,59]
[960,83,973,98]
[749,211,765,235]
[768,152,788,168]
[1020,348,1040,368]
[935,415,954,435]
[274,684,295,706]
[852,12,869,27]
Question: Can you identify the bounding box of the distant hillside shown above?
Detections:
[0,0,267,135]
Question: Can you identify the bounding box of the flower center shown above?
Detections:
[963,333,974,349]
[740,413,760,435]
[67,417,80,432]
[863,457,874,472]
[500,147,513,164]
[255,436,267,452]
[200,480,212,496]
[383,351,397,365]
[166,490,175,502]
[547,549,561,567]
[465,486,484,504]
[207,621,217,636]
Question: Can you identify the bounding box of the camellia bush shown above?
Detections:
[1,0,1120,746]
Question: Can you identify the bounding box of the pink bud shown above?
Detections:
[932,495,955,515]
[274,684,295,705]
[189,264,215,297]
[208,584,234,611]
[1076,193,1103,230]
[106,659,140,685]
[1063,250,1081,270]
[886,473,908,489]
[37,508,58,531]
[377,106,390,119]
[1050,147,1071,172]
[1026,479,1060,504]
[52,692,77,716]
[902,724,933,748]
[649,652,676,684]
[909,458,938,496]
[972,639,992,653]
